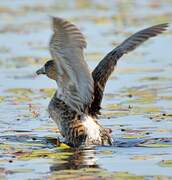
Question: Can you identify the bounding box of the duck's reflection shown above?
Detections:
[50,148,99,171]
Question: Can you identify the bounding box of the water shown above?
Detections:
[0,0,172,179]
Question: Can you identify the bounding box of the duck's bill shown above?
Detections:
[36,67,46,75]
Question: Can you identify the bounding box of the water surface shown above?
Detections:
[0,0,172,179]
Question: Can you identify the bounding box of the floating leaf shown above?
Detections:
[149,113,172,121]
[58,143,70,149]
[159,160,172,167]
[111,172,145,180]
[99,150,113,155]
[85,52,103,61]
[0,96,4,103]
[40,88,55,97]
[19,149,73,160]
[6,88,33,95]
[131,155,155,160]
[12,96,31,103]
[0,144,14,151]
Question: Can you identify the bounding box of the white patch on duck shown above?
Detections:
[82,115,101,142]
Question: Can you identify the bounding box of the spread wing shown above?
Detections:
[49,17,93,114]
[90,23,168,116]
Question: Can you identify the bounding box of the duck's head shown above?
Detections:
[36,60,57,80]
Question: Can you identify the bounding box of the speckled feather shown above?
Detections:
[48,93,112,147]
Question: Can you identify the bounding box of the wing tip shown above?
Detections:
[158,23,169,27]
[153,23,169,32]
[50,16,87,48]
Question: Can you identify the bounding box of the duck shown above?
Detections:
[36,17,168,147]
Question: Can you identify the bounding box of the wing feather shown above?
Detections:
[90,23,168,116]
[49,17,93,113]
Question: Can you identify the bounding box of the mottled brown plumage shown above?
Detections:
[36,17,168,147]
[48,93,112,147]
